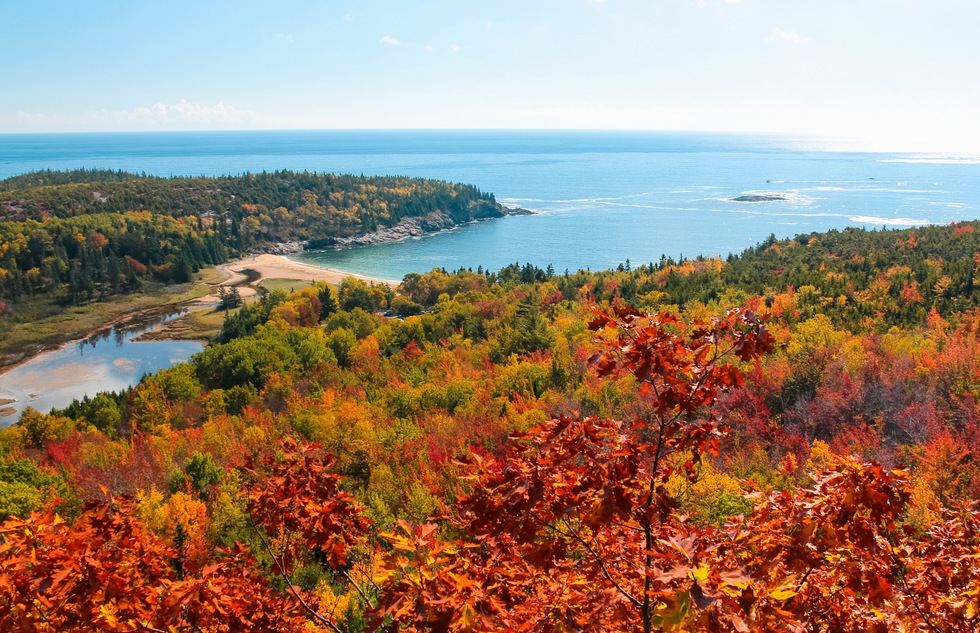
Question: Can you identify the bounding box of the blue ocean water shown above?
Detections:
[2,130,979,279]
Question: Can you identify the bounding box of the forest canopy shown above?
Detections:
[0,169,499,305]
[3,170,980,630]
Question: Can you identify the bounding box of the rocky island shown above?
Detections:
[731,193,789,202]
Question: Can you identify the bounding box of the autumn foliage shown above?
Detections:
[0,494,307,632]
[369,307,980,631]
[4,281,980,631]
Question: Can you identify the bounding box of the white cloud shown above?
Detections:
[102,99,258,127]
[14,110,48,126]
[274,33,293,42]
[380,35,400,46]
[588,0,610,5]
[769,27,811,44]
[449,43,461,53]
[2,99,260,132]
[343,13,353,21]
[423,44,434,52]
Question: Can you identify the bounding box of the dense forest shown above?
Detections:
[0,169,500,307]
[3,171,980,630]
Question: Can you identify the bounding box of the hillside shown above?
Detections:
[3,210,980,628]
[0,170,505,364]
[0,169,500,303]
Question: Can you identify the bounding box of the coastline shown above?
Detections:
[133,254,400,342]
[0,254,400,419]
[0,305,197,420]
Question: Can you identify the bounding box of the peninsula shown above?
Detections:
[0,169,512,368]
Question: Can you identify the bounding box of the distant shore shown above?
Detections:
[219,254,400,289]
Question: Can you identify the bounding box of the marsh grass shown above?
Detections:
[257,278,318,294]
[0,268,217,369]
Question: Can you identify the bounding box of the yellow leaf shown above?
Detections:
[689,564,710,583]
[457,604,478,629]
[769,584,798,601]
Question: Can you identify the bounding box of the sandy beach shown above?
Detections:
[217,254,401,290]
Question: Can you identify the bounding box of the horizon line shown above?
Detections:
[1,128,977,157]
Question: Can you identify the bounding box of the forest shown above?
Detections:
[3,170,980,631]
[0,169,499,307]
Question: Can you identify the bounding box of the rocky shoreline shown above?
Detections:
[297,203,532,251]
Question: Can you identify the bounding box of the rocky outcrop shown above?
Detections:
[325,211,457,248]
[731,194,788,203]
[308,202,532,249]
[258,241,304,255]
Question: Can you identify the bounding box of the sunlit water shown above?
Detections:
[3,130,977,280]
[1,131,978,419]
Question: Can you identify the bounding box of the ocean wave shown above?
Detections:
[552,193,657,203]
[598,203,702,212]
[860,188,947,194]
[747,211,847,219]
[928,201,969,209]
[880,157,980,165]
[690,207,848,219]
[849,216,930,226]
[770,179,870,186]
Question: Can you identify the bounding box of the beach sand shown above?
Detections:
[219,254,400,289]
[135,254,401,342]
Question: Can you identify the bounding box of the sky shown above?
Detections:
[2,0,979,153]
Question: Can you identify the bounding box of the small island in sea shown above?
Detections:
[731,193,789,202]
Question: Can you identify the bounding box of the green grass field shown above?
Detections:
[257,278,318,294]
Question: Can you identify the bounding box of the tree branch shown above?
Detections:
[559,516,643,610]
[246,499,344,633]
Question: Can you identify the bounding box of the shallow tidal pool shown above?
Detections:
[0,311,203,425]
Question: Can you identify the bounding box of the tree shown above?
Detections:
[376,306,777,631]
[0,494,309,632]
[245,439,375,631]
[175,451,223,498]
[219,285,243,311]
[318,284,338,320]
[374,306,980,632]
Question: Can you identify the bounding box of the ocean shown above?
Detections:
[2,130,979,279]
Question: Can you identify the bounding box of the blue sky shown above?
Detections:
[3,0,978,152]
